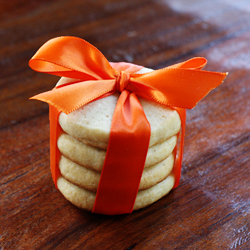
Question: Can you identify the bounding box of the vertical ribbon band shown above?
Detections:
[93,91,151,214]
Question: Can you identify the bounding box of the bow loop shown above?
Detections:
[29,36,116,80]
[115,71,130,92]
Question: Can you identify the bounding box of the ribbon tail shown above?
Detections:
[93,90,151,215]
[30,79,116,114]
[49,105,62,188]
[130,69,227,109]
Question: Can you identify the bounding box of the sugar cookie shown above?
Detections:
[57,133,177,171]
[57,174,175,212]
[59,153,174,192]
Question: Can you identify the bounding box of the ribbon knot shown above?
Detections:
[115,71,130,92]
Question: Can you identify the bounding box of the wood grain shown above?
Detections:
[0,0,249,249]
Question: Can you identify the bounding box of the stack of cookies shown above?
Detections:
[56,68,181,212]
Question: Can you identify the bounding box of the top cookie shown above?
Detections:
[57,67,181,148]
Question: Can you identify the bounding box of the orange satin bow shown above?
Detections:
[30,36,227,215]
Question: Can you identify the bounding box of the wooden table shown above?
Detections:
[1,0,249,249]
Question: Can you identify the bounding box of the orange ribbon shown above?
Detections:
[30,36,227,215]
